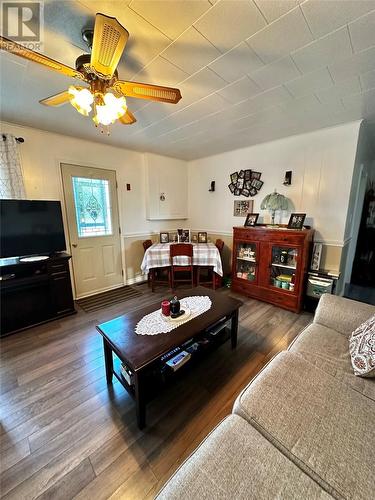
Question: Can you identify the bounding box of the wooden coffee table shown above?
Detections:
[96,287,242,429]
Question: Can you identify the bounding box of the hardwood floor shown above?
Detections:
[0,284,312,499]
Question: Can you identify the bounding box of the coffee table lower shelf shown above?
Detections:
[100,310,239,429]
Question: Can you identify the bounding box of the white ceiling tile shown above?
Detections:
[208,42,264,83]
[349,10,375,53]
[360,69,375,91]
[193,0,266,53]
[315,76,362,104]
[292,27,353,74]
[179,67,227,97]
[329,46,375,82]
[300,0,375,38]
[247,7,313,64]
[161,27,221,74]
[250,56,301,90]
[254,0,299,23]
[217,76,260,103]
[285,67,333,98]
[131,56,189,86]
[169,93,230,127]
[239,85,294,114]
[79,3,171,73]
[129,0,212,40]
[342,88,375,114]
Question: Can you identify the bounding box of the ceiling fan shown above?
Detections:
[0,13,182,131]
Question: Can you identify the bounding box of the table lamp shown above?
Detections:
[260,189,289,225]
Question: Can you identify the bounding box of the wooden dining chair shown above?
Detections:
[143,240,153,287]
[143,239,170,291]
[170,243,194,291]
[197,239,224,289]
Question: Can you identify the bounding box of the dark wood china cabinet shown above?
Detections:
[232,226,314,313]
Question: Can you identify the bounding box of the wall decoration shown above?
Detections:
[244,213,259,226]
[198,231,207,243]
[160,232,169,243]
[287,213,306,230]
[234,200,253,217]
[311,242,323,270]
[228,169,263,197]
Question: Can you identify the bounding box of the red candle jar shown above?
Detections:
[161,300,170,316]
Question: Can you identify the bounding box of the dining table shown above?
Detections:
[141,242,223,277]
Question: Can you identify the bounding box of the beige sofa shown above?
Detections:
[157,294,375,499]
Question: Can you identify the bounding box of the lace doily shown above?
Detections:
[135,295,212,335]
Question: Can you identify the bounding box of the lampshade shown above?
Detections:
[261,190,289,211]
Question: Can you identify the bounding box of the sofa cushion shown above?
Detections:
[156,414,332,500]
[349,314,375,378]
[289,323,375,401]
[233,351,375,500]
[313,293,375,338]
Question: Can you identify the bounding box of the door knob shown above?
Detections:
[72,243,77,248]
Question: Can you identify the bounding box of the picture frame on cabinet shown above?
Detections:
[198,232,207,243]
[160,232,169,244]
[244,213,259,226]
[288,213,306,230]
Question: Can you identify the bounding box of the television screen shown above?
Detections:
[0,199,66,258]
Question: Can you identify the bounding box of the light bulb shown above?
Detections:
[93,92,127,126]
[68,86,93,116]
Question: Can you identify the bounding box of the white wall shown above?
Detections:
[0,121,188,286]
[188,122,361,248]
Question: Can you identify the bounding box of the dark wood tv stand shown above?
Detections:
[0,253,76,336]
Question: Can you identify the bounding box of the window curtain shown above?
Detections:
[0,134,26,199]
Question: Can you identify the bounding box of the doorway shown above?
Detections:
[61,163,123,298]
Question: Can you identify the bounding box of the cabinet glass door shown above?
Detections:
[269,245,299,293]
[235,241,258,284]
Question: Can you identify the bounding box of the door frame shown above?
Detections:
[57,160,126,299]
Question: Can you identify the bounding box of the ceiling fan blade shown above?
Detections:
[0,36,85,81]
[39,87,85,107]
[113,81,182,104]
[90,13,129,80]
[119,109,136,125]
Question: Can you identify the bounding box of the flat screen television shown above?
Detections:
[0,199,66,258]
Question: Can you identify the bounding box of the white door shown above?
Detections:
[61,163,123,298]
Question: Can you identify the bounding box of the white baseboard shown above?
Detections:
[126,275,148,286]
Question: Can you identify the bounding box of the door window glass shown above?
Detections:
[72,177,113,237]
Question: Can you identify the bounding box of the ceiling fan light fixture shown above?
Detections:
[93,92,127,126]
[68,86,93,116]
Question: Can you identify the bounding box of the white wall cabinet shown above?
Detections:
[145,153,188,220]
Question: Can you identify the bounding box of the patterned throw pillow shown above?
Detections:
[349,314,375,377]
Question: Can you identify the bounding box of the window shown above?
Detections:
[72,177,113,237]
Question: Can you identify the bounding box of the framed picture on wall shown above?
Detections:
[287,213,306,230]
[234,200,253,216]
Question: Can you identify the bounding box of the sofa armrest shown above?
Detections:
[313,293,375,337]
